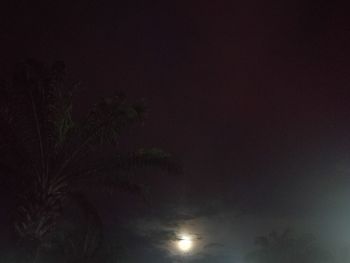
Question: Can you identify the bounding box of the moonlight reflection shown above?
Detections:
[177,234,193,252]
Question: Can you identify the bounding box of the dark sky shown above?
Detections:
[2,0,350,262]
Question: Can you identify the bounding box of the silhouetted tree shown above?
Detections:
[245,229,334,263]
[0,60,180,262]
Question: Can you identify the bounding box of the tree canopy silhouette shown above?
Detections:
[0,60,180,261]
[245,229,334,263]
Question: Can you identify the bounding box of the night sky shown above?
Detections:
[2,0,350,262]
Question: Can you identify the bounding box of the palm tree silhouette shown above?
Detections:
[0,60,180,261]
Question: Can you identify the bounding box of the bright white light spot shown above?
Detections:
[177,234,193,252]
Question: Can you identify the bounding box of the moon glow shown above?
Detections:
[177,234,193,252]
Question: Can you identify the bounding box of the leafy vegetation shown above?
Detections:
[0,60,180,262]
[245,229,334,263]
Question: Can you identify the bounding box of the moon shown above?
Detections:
[177,234,193,252]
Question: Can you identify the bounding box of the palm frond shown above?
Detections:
[82,94,145,145]
[0,60,75,180]
[52,95,146,181]
[68,148,181,197]
[53,193,103,262]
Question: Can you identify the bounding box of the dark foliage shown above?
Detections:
[245,229,334,263]
[0,60,181,261]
